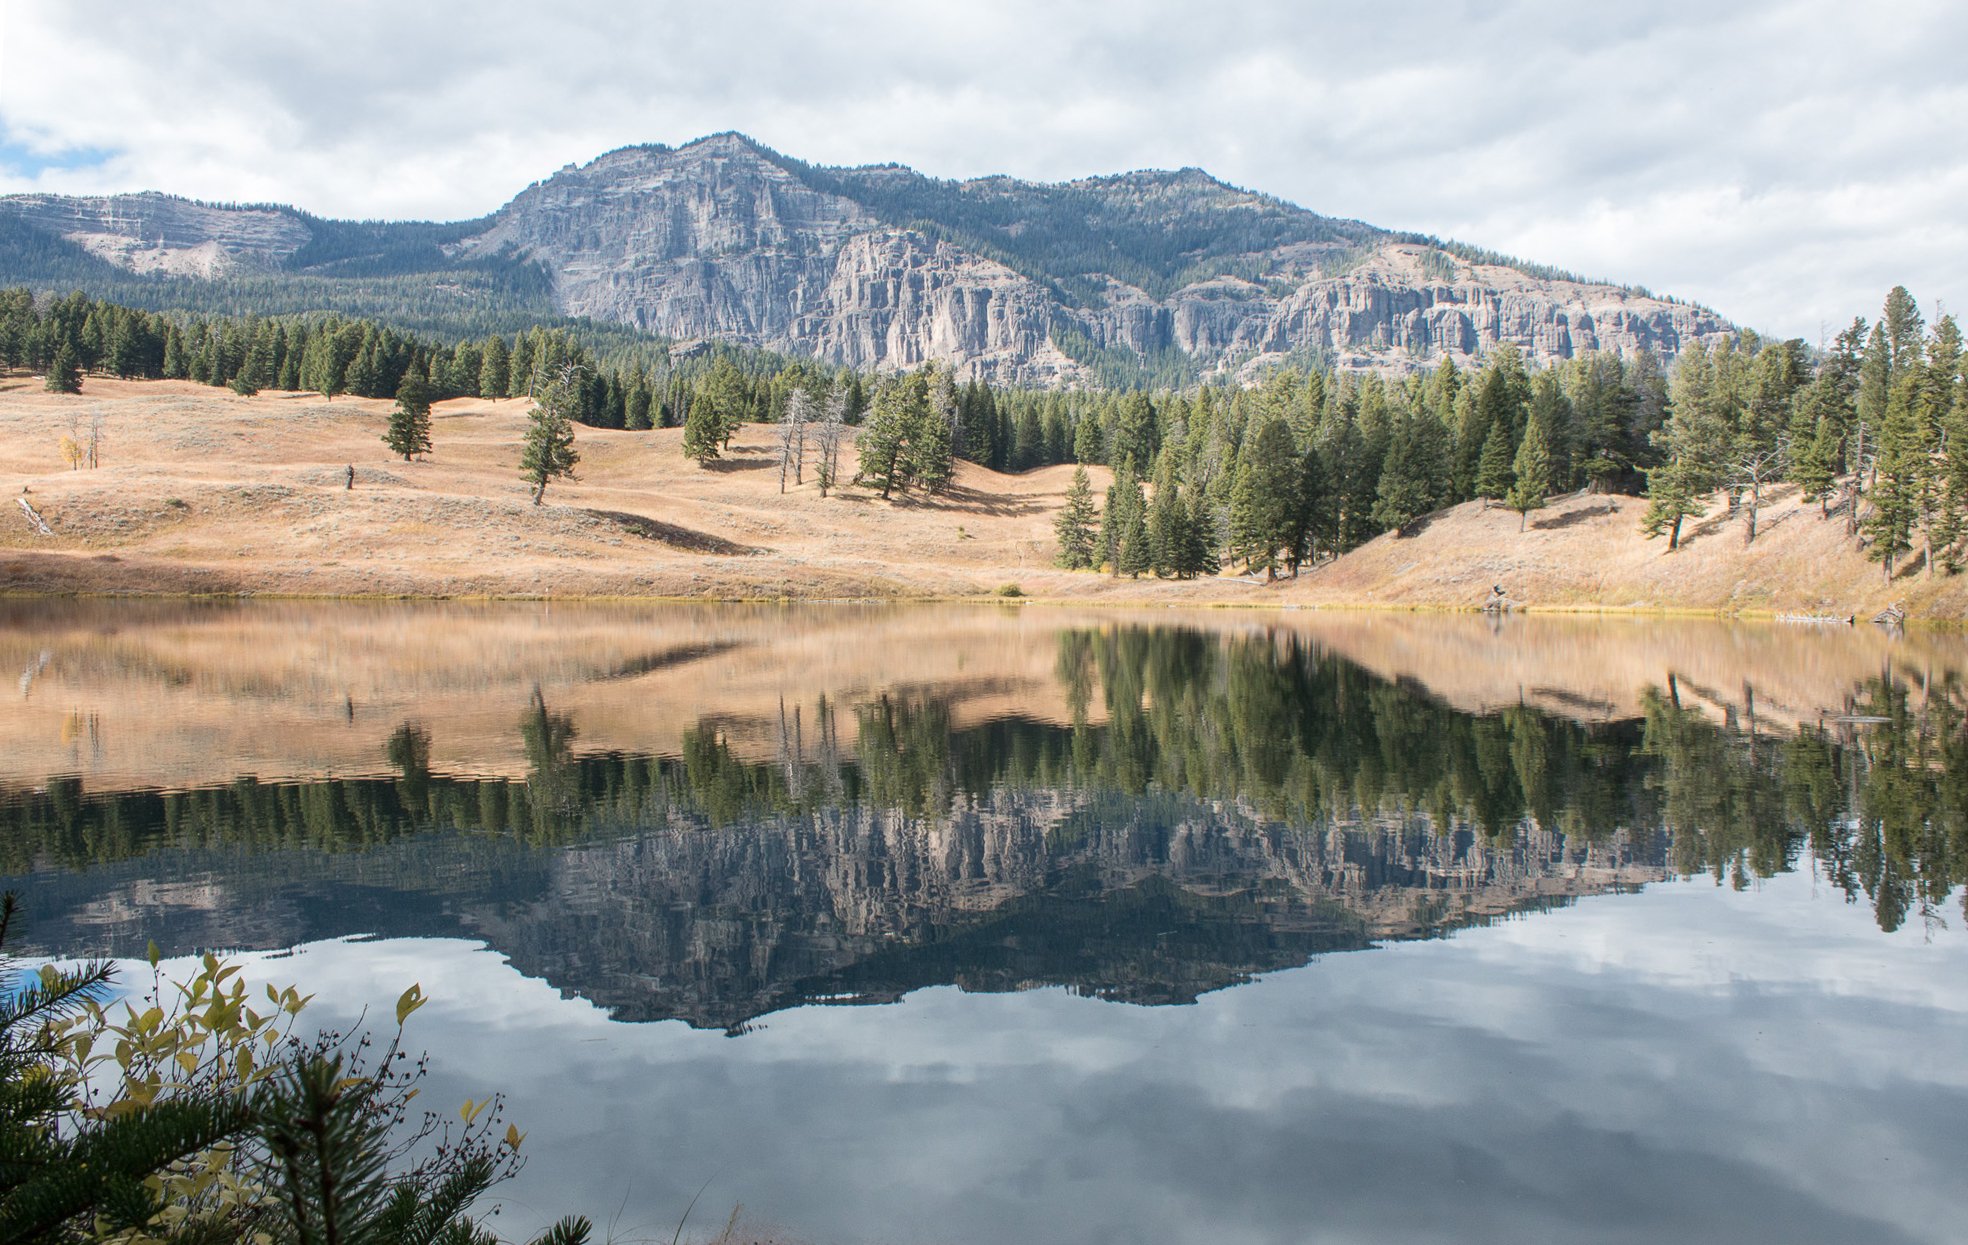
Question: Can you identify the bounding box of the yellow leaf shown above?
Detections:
[395,984,426,1027]
[504,1123,525,1151]
[146,940,162,969]
[176,1051,198,1076]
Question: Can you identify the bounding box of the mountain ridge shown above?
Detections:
[0,132,1737,384]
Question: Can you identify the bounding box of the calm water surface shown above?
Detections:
[2,600,1964,1244]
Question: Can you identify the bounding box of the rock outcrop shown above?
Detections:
[0,132,1737,384]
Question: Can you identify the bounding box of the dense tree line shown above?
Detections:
[0,287,841,432]
[1642,286,1967,582]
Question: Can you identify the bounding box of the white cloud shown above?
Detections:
[0,0,1961,336]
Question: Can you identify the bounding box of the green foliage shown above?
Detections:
[44,340,82,394]
[0,892,587,1245]
[520,364,582,505]
[1228,417,1300,578]
[1506,415,1552,530]
[1053,467,1101,570]
[853,367,955,500]
[1864,373,1925,580]
[1473,418,1513,503]
[384,371,434,462]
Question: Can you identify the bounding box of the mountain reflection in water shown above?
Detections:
[4,604,1960,1032]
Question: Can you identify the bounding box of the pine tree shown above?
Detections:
[1789,418,1837,517]
[1372,411,1442,535]
[1073,414,1104,465]
[1506,415,1552,531]
[230,334,271,396]
[1146,451,1185,575]
[699,355,751,450]
[384,371,434,462]
[909,371,956,495]
[1640,459,1705,551]
[44,338,82,394]
[1228,417,1299,578]
[478,335,510,399]
[520,364,582,505]
[1473,418,1513,505]
[1053,466,1100,570]
[1863,373,1923,582]
[1099,458,1141,573]
[682,391,722,464]
[1116,476,1151,579]
[1179,490,1218,578]
[854,378,915,499]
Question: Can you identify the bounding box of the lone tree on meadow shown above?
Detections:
[683,392,722,465]
[521,362,582,505]
[383,371,434,462]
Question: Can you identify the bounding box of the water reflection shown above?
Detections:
[4,605,1962,1033]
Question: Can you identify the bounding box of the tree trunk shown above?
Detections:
[1668,514,1682,551]
[533,480,546,506]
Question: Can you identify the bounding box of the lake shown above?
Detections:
[3,600,1964,1244]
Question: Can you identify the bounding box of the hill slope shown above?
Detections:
[0,133,1735,384]
[0,378,1958,619]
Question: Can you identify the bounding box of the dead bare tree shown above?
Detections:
[1729,440,1788,544]
[812,385,846,498]
[86,408,105,469]
[778,389,810,493]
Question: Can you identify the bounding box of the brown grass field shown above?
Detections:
[1,375,1965,618]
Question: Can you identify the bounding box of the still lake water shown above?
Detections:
[3,599,1965,1244]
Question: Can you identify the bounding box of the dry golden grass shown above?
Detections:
[0,376,1961,618]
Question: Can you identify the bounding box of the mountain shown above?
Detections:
[0,132,1735,385]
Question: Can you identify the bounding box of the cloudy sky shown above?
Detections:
[0,0,1960,339]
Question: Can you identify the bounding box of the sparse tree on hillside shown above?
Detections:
[1640,459,1705,551]
[520,362,582,505]
[1864,374,1924,581]
[1054,465,1100,569]
[1506,415,1552,531]
[1790,419,1837,517]
[384,371,434,462]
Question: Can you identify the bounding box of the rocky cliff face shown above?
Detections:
[448,134,1733,382]
[0,191,308,276]
[0,132,1737,384]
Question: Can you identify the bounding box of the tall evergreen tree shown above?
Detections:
[520,364,582,505]
[1864,373,1924,582]
[43,338,81,394]
[384,371,434,462]
[1473,419,1514,505]
[1228,417,1300,578]
[1054,466,1100,570]
[1506,416,1552,531]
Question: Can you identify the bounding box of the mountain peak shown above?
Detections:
[0,137,1736,386]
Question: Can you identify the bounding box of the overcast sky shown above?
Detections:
[0,0,1960,340]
